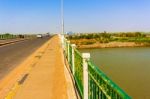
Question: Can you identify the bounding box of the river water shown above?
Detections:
[80,47,150,99]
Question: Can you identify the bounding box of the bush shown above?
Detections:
[81,41,96,45]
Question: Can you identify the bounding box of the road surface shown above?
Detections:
[0,37,50,80]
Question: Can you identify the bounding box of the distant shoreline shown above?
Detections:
[67,32,150,49]
[70,41,150,49]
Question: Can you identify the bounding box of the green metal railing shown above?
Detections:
[63,37,131,99]
[88,61,130,99]
[65,39,68,57]
[74,49,84,97]
[69,44,72,67]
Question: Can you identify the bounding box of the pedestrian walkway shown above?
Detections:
[13,35,69,99]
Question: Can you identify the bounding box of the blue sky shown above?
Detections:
[0,0,150,34]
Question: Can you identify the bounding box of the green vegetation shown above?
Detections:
[67,32,150,44]
[80,41,96,45]
[0,33,37,40]
[0,33,17,39]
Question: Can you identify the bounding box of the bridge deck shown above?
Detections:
[13,35,68,99]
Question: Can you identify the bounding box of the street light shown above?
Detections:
[61,0,65,49]
[61,0,64,35]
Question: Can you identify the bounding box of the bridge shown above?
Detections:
[0,34,131,99]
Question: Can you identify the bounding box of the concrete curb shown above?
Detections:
[61,48,77,99]
[59,35,79,99]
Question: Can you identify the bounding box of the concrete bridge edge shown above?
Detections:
[59,35,79,99]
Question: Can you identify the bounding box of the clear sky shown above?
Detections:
[0,0,150,34]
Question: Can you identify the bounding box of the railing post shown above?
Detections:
[61,34,65,50]
[82,53,90,99]
[67,41,70,61]
[71,44,76,75]
[58,34,64,50]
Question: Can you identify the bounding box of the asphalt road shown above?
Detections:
[0,37,50,80]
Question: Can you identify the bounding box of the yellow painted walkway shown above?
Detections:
[11,36,68,99]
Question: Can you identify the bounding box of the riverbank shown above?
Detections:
[70,39,150,49]
[67,32,150,49]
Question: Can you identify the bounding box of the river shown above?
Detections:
[80,47,150,99]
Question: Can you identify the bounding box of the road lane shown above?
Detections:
[0,37,50,79]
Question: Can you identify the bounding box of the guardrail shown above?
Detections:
[61,35,131,99]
